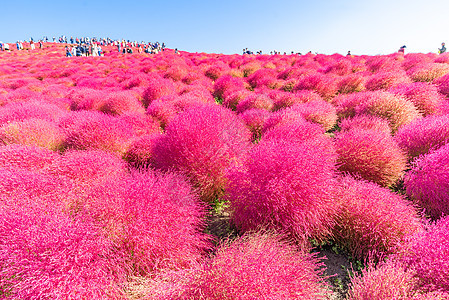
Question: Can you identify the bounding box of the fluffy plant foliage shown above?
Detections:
[152,105,252,202]
[226,139,337,248]
[395,114,449,159]
[181,232,329,300]
[0,203,124,299]
[85,170,211,275]
[395,216,449,293]
[333,176,422,261]
[404,143,449,219]
[339,115,392,134]
[335,129,407,187]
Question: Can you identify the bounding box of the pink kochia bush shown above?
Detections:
[389,82,444,116]
[59,110,138,154]
[333,176,422,261]
[339,115,392,134]
[346,261,421,300]
[86,170,210,275]
[335,129,407,187]
[404,143,449,219]
[0,118,65,151]
[141,76,176,108]
[354,91,421,132]
[226,139,337,249]
[289,100,338,131]
[0,144,59,172]
[396,215,449,293]
[395,114,449,159]
[152,105,252,202]
[123,134,162,168]
[182,232,329,299]
[0,203,124,299]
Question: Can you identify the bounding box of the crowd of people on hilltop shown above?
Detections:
[243,48,303,55]
[0,35,167,57]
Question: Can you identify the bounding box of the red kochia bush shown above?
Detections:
[152,105,252,202]
[271,90,323,111]
[289,100,337,131]
[389,82,444,116]
[141,76,177,108]
[239,108,270,141]
[123,134,162,168]
[0,118,66,151]
[365,71,411,91]
[99,90,145,115]
[226,139,337,249]
[395,114,449,159]
[407,62,449,82]
[337,73,366,94]
[354,91,421,132]
[339,115,392,134]
[86,170,210,275]
[213,75,246,100]
[294,73,339,100]
[334,176,422,261]
[346,261,419,300]
[404,143,449,219]
[235,93,274,113]
[182,232,328,299]
[43,149,128,187]
[335,129,407,187]
[0,101,65,126]
[0,144,59,172]
[0,203,124,299]
[396,215,449,293]
[60,110,137,154]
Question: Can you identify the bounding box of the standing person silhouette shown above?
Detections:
[439,42,446,54]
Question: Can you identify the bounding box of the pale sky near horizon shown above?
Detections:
[2,0,449,55]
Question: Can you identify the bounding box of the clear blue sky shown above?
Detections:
[3,0,449,55]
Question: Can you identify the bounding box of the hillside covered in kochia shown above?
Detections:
[0,43,449,299]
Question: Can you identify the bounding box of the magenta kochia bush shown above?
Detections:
[0,203,124,299]
[339,115,392,134]
[60,110,137,154]
[346,261,419,300]
[365,71,411,91]
[335,129,407,187]
[86,170,210,275]
[226,139,337,248]
[0,118,66,151]
[404,143,449,219]
[290,100,337,131]
[141,76,177,108]
[152,105,252,202]
[395,114,449,159]
[389,82,444,116]
[334,176,422,261]
[239,108,270,141]
[354,91,421,132]
[212,75,245,100]
[43,149,128,187]
[123,134,162,168]
[396,215,449,293]
[182,232,329,299]
[0,144,59,172]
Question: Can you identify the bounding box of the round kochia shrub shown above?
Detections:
[85,170,210,275]
[333,176,422,261]
[335,129,407,187]
[354,91,421,132]
[226,139,337,248]
[389,82,444,116]
[0,118,65,151]
[152,105,252,202]
[0,203,124,299]
[404,143,449,219]
[346,261,419,300]
[339,115,392,134]
[0,144,59,172]
[396,215,449,293]
[395,114,449,159]
[182,232,329,299]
